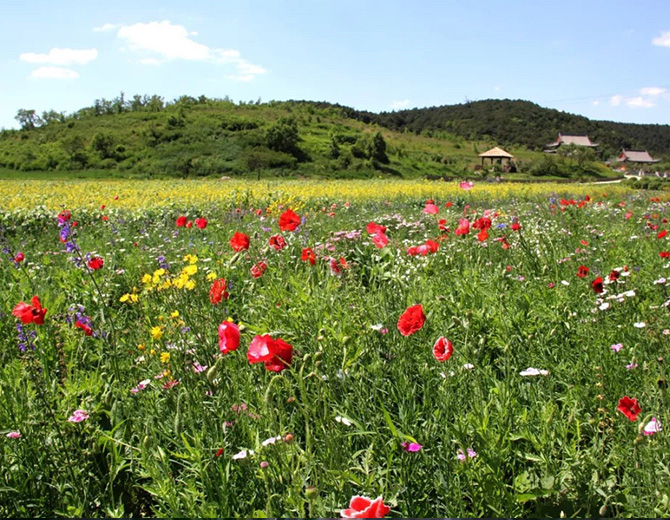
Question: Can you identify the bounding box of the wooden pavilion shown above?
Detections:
[478,146,514,167]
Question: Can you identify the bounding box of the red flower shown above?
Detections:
[279,209,301,232]
[472,217,492,230]
[658,230,668,239]
[301,247,316,265]
[75,320,93,336]
[592,276,604,294]
[423,203,439,215]
[218,321,240,354]
[617,396,641,421]
[445,201,453,208]
[247,334,293,372]
[195,218,208,229]
[186,221,193,229]
[12,296,47,325]
[660,251,670,258]
[372,232,388,249]
[14,252,24,263]
[367,222,387,235]
[608,269,620,282]
[209,279,229,304]
[251,261,267,278]
[230,232,250,252]
[511,221,521,231]
[476,229,488,242]
[264,338,293,372]
[433,336,453,361]
[438,219,448,232]
[577,265,589,278]
[341,495,390,518]
[397,304,426,336]
[87,257,104,270]
[269,234,286,250]
[176,216,187,227]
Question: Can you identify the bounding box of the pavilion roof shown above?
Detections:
[546,133,598,147]
[478,146,514,158]
[618,149,660,163]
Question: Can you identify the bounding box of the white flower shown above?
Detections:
[599,302,610,311]
[643,417,662,436]
[623,290,636,298]
[633,322,646,328]
[462,363,474,370]
[261,436,282,446]
[335,416,352,426]
[520,367,549,377]
[561,280,570,286]
[232,449,254,460]
[654,277,667,285]
[370,324,384,331]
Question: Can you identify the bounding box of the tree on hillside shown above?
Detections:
[266,117,299,155]
[15,109,39,130]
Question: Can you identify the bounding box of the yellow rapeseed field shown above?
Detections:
[0,179,633,211]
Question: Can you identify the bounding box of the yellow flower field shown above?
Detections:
[0,179,634,210]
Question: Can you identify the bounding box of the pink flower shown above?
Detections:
[423,203,439,215]
[643,417,662,436]
[459,181,474,190]
[457,447,477,461]
[68,409,89,423]
[6,431,21,439]
[401,441,422,452]
[610,343,623,353]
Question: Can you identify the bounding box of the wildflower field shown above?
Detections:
[2,179,670,517]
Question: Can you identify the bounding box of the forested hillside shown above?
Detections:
[1,95,666,179]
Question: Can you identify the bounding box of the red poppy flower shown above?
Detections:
[75,320,93,336]
[438,219,448,232]
[12,296,47,325]
[264,337,293,372]
[176,216,187,227]
[433,336,453,361]
[230,232,250,252]
[251,261,267,278]
[195,218,208,229]
[14,252,24,263]
[329,258,341,275]
[279,209,301,232]
[215,447,224,458]
[445,201,453,208]
[301,247,316,265]
[367,222,387,235]
[577,265,589,278]
[423,203,439,215]
[372,232,388,249]
[472,217,492,230]
[397,304,426,336]
[186,221,193,228]
[269,234,286,250]
[476,229,488,242]
[209,279,229,304]
[58,210,71,223]
[608,269,620,282]
[511,221,521,231]
[617,396,641,421]
[660,251,670,258]
[341,495,390,518]
[592,276,604,294]
[218,321,240,354]
[247,334,274,364]
[658,230,668,239]
[87,257,104,270]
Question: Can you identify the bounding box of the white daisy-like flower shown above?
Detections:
[232,449,254,460]
[633,322,646,328]
[335,416,353,426]
[599,302,610,311]
[261,436,283,447]
[520,367,549,377]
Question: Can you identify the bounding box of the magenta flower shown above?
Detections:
[643,417,662,436]
[68,409,89,423]
[6,431,21,439]
[610,343,623,353]
[401,441,423,452]
[457,447,478,461]
[626,362,639,370]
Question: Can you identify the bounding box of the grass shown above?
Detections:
[1,179,669,517]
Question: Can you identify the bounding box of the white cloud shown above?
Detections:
[93,23,118,32]
[592,100,600,106]
[20,48,98,66]
[390,99,410,110]
[652,31,670,47]
[640,87,666,96]
[29,66,79,79]
[609,95,623,107]
[114,20,267,80]
[493,86,501,92]
[626,96,655,108]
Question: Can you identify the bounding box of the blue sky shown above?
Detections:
[2,0,670,129]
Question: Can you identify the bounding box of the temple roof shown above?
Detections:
[546,133,598,148]
[618,149,660,163]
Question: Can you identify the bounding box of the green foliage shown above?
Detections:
[266,116,299,155]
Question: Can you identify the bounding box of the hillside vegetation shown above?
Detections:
[1,95,666,179]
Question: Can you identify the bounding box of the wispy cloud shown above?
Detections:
[20,48,98,66]
[652,31,670,47]
[390,99,410,110]
[93,23,119,32]
[609,88,665,109]
[626,96,655,108]
[29,66,79,79]
[640,87,666,96]
[609,95,623,107]
[112,20,267,81]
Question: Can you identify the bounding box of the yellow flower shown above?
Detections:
[151,326,164,340]
[184,279,196,291]
[138,343,145,351]
[160,352,171,364]
[206,272,217,281]
[183,254,198,265]
[153,268,166,277]
[120,293,139,303]
[170,310,180,319]
[182,264,197,276]
[142,274,152,284]
[150,349,156,355]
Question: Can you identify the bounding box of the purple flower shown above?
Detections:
[626,362,639,370]
[401,441,423,452]
[457,448,477,461]
[610,343,623,353]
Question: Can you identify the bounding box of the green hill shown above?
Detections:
[0,95,666,179]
